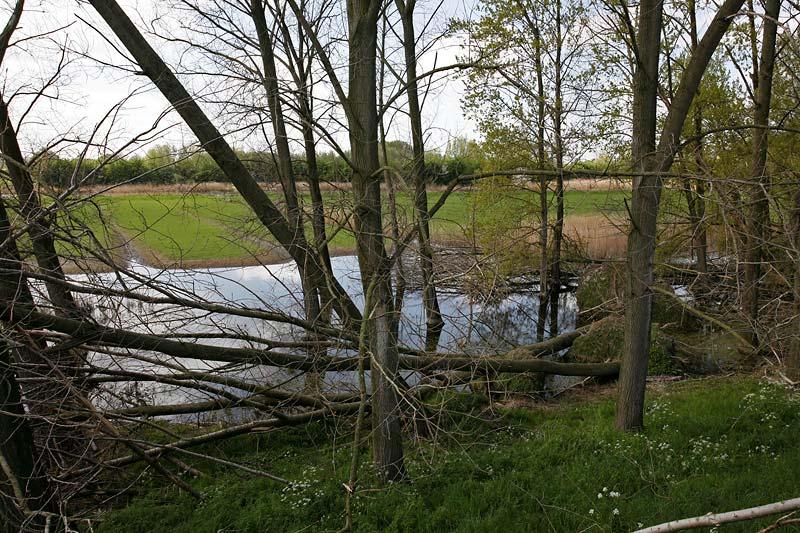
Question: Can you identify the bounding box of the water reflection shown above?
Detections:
[72,256,578,419]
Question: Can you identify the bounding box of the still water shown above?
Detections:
[73,256,578,419]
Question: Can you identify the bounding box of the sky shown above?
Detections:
[4,0,480,158]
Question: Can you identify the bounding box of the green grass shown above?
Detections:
[87,188,629,264]
[102,195,267,261]
[98,377,800,532]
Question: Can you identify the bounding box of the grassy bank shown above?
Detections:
[75,188,628,267]
[98,376,800,532]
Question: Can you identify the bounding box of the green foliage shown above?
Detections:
[98,378,800,532]
[469,176,540,274]
[569,317,683,376]
[33,143,487,188]
[457,0,599,163]
[651,288,702,333]
[576,264,701,332]
[647,330,682,375]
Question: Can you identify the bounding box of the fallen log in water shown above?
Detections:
[16,307,617,377]
[18,309,615,379]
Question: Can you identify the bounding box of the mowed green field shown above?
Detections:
[69,188,628,265]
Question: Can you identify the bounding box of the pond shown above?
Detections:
[72,256,578,420]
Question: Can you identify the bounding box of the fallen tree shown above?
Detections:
[635,496,800,533]
[61,401,366,477]
[14,306,617,376]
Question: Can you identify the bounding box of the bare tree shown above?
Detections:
[395,0,444,352]
[342,0,406,481]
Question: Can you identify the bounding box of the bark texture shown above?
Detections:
[616,0,745,430]
[615,0,664,431]
[347,0,406,482]
[0,196,50,530]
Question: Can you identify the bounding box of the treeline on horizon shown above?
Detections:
[34,138,488,187]
[34,137,615,188]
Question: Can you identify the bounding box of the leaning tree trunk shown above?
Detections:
[89,0,360,325]
[347,0,406,482]
[742,0,780,347]
[396,0,444,352]
[615,0,746,430]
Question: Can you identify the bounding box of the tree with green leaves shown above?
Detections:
[458,0,596,339]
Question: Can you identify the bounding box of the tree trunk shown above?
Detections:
[299,94,334,275]
[382,135,406,322]
[378,14,406,331]
[378,20,406,326]
[742,0,780,347]
[250,0,324,390]
[533,24,549,343]
[0,195,50,530]
[347,0,406,482]
[789,189,800,380]
[396,0,443,352]
[273,1,335,278]
[615,0,664,431]
[549,0,565,338]
[616,0,746,430]
[297,66,334,392]
[0,45,93,469]
[0,97,81,317]
[686,0,708,274]
[250,0,302,237]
